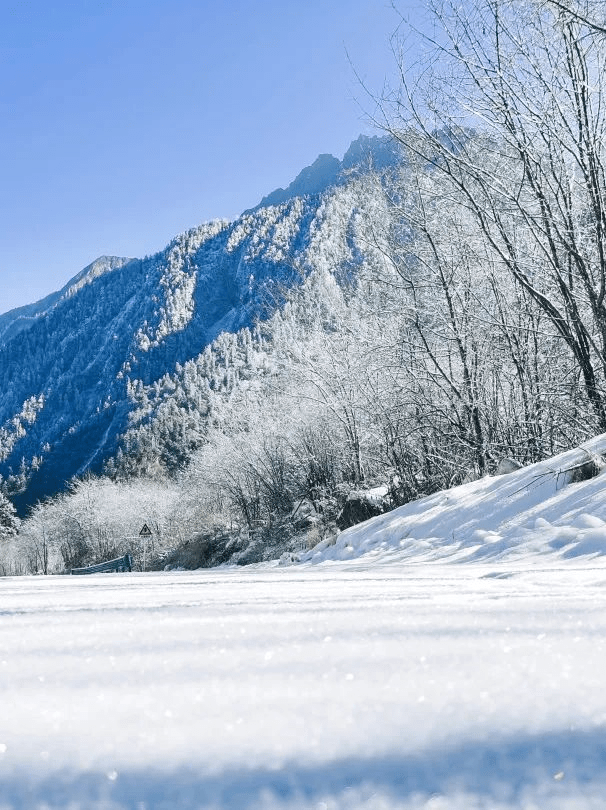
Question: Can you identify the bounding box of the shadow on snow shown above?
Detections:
[3,726,606,808]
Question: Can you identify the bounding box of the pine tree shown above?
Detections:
[0,492,19,540]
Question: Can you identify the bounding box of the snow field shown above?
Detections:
[1,563,606,809]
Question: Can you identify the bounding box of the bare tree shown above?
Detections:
[382,0,606,431]
[543,0,606,35]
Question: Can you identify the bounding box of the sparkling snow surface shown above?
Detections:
[1,562,606,809]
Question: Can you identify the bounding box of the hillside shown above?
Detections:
[0,256,133,345]
[0,136,399,513]
[303,435,606,565]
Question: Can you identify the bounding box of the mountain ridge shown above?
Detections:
[250,133,400,210]
[0,256,133,344]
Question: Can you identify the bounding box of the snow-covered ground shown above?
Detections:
[304,435,606,566]
[3,438,606,809]
[1,562,606,810]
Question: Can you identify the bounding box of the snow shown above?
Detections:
[304,436,606,566]
[3,439,606,808]
[1,562,606,809]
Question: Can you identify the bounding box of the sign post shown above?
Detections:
[139,523,152,572]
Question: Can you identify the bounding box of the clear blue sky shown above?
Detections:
[1,0,417,314]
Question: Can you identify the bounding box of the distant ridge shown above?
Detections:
[0,256,132,344]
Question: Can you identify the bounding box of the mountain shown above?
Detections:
[254,135,401,210]
[0,256,132,345]
[0,136,401,514]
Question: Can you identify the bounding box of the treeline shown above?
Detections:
[4,0,606,573]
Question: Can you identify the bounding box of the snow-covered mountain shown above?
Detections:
[0,136,399,513]
[0,256,133,345]
[254,135,400,210]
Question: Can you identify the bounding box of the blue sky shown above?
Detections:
[1,0,417,314]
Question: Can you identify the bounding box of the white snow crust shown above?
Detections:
[2,438,606,808]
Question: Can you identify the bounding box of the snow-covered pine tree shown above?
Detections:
[0,491,20,540]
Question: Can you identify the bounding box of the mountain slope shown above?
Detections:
[0,256,133,346]
[253,134,400,210]
[0,136,400,513]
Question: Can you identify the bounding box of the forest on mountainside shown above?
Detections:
[3,0,606,574]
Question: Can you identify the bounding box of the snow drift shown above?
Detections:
[304,435,606,565]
